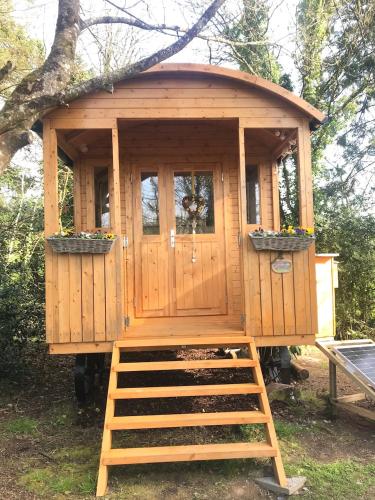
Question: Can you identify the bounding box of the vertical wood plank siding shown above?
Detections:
[241,120,317,338]
[45,249,123,343]
[44,126,123,343]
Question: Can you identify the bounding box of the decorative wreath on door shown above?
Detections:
[181,194,205,219]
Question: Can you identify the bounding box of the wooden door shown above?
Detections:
[133,166,170,317]
[167,164,227,316]
[133,164,227,318]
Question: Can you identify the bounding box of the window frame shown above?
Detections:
[245,163,261,227]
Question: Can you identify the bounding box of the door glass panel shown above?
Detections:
[174,171,215,234]
[94,167,110,228]
[141,172,160,235]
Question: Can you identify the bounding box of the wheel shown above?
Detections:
[74,354,106,404]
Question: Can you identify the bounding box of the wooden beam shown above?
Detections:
[238,121,251,335]
[111,128,122,234]
[56,131,80,161]
[271,129,297,160]
[51,118,117,129]
[240,118,303,129]
[73,160,82,231]
[332,401,375,422]
[43,122,59,234]
[255,334,315,347]
[49,341,114,354]
[43,120,59,344]
[271,160,280,230]
[329,361,337,400]
[111,126,124,340]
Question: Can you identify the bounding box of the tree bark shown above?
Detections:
[0,0,225,174]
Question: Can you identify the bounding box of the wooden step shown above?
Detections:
[107,410,269,430]
[102,442,277,465]
[115,336,251,349]
[113,359,256,372]
[110,383,263,399]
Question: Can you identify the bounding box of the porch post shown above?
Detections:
[297,121,318,335]
[43,119,59,343]
[111,125,124,337]
[238,120,251,335]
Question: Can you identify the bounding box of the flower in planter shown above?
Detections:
[49,230,116,240]
[251,226,315,238]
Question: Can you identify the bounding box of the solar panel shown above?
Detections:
[334,344,375,389]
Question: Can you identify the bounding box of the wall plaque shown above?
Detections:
[272,258,292,274]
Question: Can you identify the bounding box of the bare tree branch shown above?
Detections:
[65,0,226,100]
[80,15,180,34]
[0,0,226,173]
[0,61,13,83]
[80,14,278,49]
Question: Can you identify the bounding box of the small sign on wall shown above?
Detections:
[272,258,292,274]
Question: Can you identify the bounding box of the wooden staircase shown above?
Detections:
[96,336,287,496]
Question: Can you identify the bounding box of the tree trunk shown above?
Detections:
[0,0,225,174]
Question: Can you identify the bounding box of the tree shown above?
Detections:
[0,0,226,173]
[219,0,375,338]
[217,0,282,83]
[0,0,44,98]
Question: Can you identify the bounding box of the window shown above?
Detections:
[246,165,260,224]
[141,172,160,235]
[94,167,110,228]
[174,171,215,234]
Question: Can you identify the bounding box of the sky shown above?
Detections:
[8,0,300,196]
[12,0,299,79]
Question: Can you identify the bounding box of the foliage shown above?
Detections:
[0,0,45,98]
[221,0,281,82]
[316,206,375,338]
[49,230,116,240]
[214,0,294,87]
[224,0,375,339]
[251,226,315,238]
[286,459,375,500]
[0,154,73,374]
[0,159,45,373]
[295,0,375,338]
[4,417,39,436]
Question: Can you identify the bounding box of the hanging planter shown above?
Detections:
[47,231,117,254]
[249,227,315,252]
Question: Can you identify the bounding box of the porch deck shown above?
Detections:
[124,316,244,340]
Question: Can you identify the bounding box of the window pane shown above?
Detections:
[94,167,110,228]
[174,171,215,234]
[141,172,160,235]
[246,165,260,224]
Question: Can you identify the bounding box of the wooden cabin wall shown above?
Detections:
[45,131,123,349]
[73,122,277,328]
[240,122,317,345]
[45,73,317,348]
[71,122,315,346]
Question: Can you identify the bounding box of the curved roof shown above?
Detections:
[143,63,325,124]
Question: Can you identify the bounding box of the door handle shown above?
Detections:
[170,229,175,248]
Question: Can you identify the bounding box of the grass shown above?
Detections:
[20,465,97,496]
[4,417,39,436]
[286,458,375,499]
[2,344,373,500]
[18,444,99,497]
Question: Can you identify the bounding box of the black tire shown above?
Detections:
[74,354,106,404]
